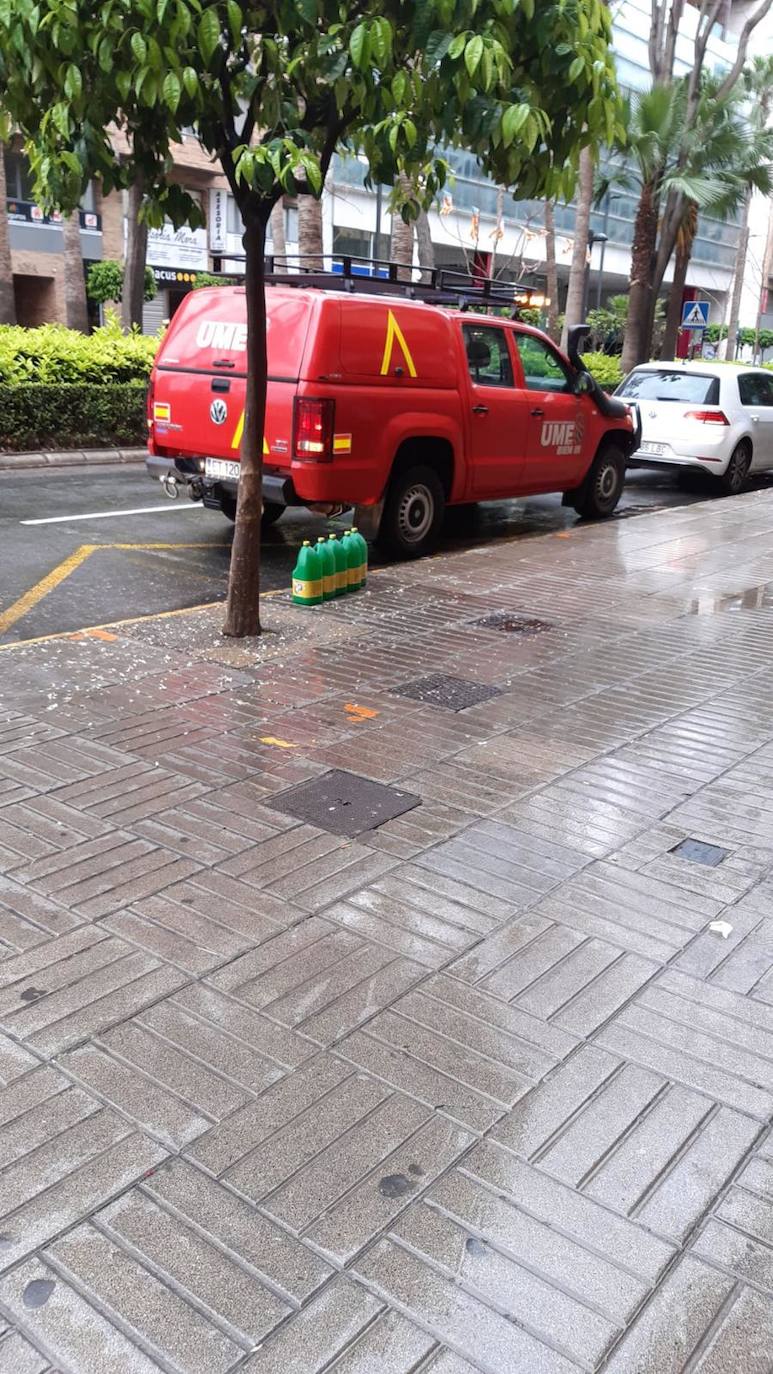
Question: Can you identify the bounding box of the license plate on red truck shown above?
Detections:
[205,458,240,481]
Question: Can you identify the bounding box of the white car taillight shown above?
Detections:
[683,409,730,425]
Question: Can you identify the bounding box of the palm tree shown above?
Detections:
[0,146,16,324]
[62,207,89,332]
[725,57,773,359]
[544,201,559,341]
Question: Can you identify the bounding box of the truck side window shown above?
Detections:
[516,335,572,393]
[463,326,514,388]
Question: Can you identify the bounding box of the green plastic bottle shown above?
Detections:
[291,540,323,607]
[342,531,361,592]
[328,533,349,597]
[316,535,337,601]
[350,526,368,588]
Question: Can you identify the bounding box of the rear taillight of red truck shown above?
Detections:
[293,397,335,462]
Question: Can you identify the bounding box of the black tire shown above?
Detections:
[220,495,285,527]
[571,445,626,519]
[378,464,445,559]
[718,442,751,496]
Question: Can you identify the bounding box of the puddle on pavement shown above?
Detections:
[686,584,773,615]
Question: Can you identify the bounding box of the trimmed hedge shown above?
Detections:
[0,321,158,385]
[0,383,147,451]
[583,352,624,389]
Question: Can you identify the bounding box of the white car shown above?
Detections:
[617,361,773,494]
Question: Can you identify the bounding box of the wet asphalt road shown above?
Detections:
[0,460,766,645]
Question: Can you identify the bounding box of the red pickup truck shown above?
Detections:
[146,276,639,557]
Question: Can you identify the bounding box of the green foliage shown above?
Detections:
[0,383,147,451]
[192,272,238,289]
[86,259,157,305]
[516,306,541,328]
[0,319,158,385]
[0,1,621,228]
[583,352,623,388]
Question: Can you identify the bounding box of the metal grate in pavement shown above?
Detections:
[670,837,729,867]
[473,611,554,636]
[267,769,421,837]
[390,674,502,713]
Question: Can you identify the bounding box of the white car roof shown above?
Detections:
[629,361,769,378]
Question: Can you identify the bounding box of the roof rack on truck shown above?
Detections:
[210,251,535,316]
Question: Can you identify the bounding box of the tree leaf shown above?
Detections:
[226,0,242,47]
[130,31,146,64]
[162,70,181,112]
[350,22,369,70]
[425,30,452,66]
[502,103,530,147]
[568,55,585,83]
[465,34,483,78]
[198,6,221,66]
[182,66,199,98]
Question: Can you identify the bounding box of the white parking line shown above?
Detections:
[21,504,205,526]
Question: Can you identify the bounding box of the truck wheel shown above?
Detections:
[571,446,625,519]
[220,495,284,527]
[378,465,445,559]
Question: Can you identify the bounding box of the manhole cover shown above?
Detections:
[267,769,420,837]
[670,838,729,868]
[391,674,502,712]
[473,612,554,636]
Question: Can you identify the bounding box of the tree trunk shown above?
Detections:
[621,179,659,373]
[269,199,286,269]
[726,188,752,361]
[122,179,148,331]
[62,208,89,333]
[416,210,434,284]
[544,201,559,341]
[0,149,16,325]
[560,145,594,352]
[390,175,414,282]
[223,210,269,639]
[661,227,692,359]
[297,194,323,269]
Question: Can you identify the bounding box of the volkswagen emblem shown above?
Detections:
[210,398,228,425]
[648,409,657,419]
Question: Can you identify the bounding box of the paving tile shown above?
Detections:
[97,1188,290,1345]
[169,981,314,1072]
[0,1071,100,1172]
[242,1275,432,1373]
[393,1194,619,1367]
[0,875,80,957]
[186,1053,353,1176]
[271,1098,472,1262]
[48,1222,243,1372]
[0,1029,38,1085]
[13,830,201,920]
[336,975,575,1133]
[140,1158,331,1302]
[355,1236,582,1374]
[0,1329,50,1373]
[139,866,303,940]
[0,1126,166,1271]
[601,1253,740,1373]
[0,1255,164,1374]
[462,1140,674,1284]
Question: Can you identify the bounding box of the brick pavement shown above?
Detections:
[2,490,773,1370]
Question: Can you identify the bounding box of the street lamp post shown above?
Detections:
[582,230,608,321]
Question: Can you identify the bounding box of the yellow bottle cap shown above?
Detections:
[328,534,337,540]
[302,540,310,546]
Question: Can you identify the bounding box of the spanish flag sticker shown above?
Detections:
[333,434,352,454]
[153,401,171,422]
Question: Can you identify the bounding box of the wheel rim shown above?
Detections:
[727,448,749,492]
[595,461,619,504]
[397,483,434,544]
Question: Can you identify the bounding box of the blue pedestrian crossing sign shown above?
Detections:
[681,300,710,329]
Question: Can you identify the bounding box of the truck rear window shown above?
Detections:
[618,370,719,404]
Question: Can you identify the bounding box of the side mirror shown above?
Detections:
[575,371,593,395]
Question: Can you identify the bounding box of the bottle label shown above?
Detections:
[292,578,323,599]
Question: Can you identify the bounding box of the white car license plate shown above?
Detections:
[640,441,666,456]
[205,458,240,481]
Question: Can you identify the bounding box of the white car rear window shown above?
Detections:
[618,371,720,404]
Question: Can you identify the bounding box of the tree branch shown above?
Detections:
[715,0,773,103]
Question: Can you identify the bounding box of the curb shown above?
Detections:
[0,448,146,472]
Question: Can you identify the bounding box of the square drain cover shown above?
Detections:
[670,838,729,868]
[474,612,554,636]
[267,769,420,837]
[391,673,502,712]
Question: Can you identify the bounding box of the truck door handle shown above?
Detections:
[531,407,545,417]
[211,378,230,392]
[472,404,489,415]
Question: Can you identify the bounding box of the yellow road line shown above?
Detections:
[0,544,98,637]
